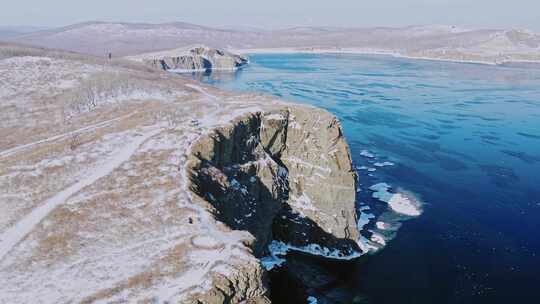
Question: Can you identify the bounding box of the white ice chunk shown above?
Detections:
[356,236,381,254]
[370,232,387,246]
[360,150,375,158]
[376,221,391,230]
[369,183,422,217]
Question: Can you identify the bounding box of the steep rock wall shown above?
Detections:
[186,106,360,303]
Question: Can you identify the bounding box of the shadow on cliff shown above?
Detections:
[189,117,360,258]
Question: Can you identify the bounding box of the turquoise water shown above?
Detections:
[195,54,540,303]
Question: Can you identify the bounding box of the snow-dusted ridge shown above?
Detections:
[8,21,540,65]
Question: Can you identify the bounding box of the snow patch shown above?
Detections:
[289,193,318,212]
[0,127,162,260]
[265,113,286,121]
[192,235,219,248]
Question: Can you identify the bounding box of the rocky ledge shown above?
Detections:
[0,44,359,303]
[127,45,249,72]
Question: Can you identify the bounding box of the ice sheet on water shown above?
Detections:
[260,240,288,270]
[374,161,395,167]
[357,235,382,254]
[262,240,362,269]
[369,183,423,217]
[360,150,375,158]
[357,212,375,231]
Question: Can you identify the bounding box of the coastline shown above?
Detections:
[233,47,540,66]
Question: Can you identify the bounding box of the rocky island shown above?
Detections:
[0,43,359,303]
[127,45,249,72]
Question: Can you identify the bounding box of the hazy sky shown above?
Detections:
[2,0,540,31]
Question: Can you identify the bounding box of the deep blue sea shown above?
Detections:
[195,54,540,303]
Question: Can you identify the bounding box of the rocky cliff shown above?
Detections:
[188,108,359,258]
[0,44,359,304]
[127,45,249,72]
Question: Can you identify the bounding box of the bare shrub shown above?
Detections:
[60,70,169,124]
[69,133,81,150]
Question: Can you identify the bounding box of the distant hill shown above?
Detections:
[0,26,46,40]
[5,21,540,63]
[6,21,266,56]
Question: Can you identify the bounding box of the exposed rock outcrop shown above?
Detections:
[188,107,360,259]
[127,45,249,72]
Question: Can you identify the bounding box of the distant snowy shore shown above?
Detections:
[234,47,540,66]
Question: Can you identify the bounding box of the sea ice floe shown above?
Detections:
[359,205,370,211]
[290,243,362,259]
[357,212,375,231]
[374,161,395,167]
[260,255,286,271]
[357,235,382,254]
[262,240,362,269]
[370,232,387,246]
[369,183,422,217]
[260,240,288,270]
[360,150,375,158]
[376,221,391,230]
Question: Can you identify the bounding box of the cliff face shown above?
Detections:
[127,46,249,72]
[0,44,358,304]
[188,107,359,259]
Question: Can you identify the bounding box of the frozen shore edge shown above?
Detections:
[233,47,540,66]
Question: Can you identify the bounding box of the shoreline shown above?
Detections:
[233,47,540,66]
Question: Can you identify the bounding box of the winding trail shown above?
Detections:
[0,112,138,159]
[0,127,161,261]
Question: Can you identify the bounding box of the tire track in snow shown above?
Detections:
[185,84,218,101]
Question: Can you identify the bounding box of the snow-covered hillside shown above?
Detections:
[6,22,540,64]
